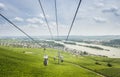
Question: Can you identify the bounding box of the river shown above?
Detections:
[54,41,120,58]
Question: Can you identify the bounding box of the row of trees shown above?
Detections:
[102,39,120,48]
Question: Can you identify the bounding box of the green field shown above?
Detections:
[0,46,120,77]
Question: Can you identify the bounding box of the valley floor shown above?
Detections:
[0,46,120,77]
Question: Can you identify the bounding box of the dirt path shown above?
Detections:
[50,56,106,77]
[69,62,106,77]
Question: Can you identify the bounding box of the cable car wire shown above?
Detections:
[54,0,60,64]
[0,13,41,47]
[38,0,53,40]
[66,0,82,40]
[54,0,59,39]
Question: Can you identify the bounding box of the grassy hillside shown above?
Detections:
[0,46,120,77]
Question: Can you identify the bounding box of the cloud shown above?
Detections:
[38,14,44,18]
[38,13,50,18]
[26,17,44,24]
[102,6,118,13]
[102,6,120,16]
[93,17,107,23]
[22,24,40,29]
[95,3,104,8]
[14,17,24,22]
[0,3,5,11]
[114,10,120,16]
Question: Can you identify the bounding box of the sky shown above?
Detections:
[0,0,120,37]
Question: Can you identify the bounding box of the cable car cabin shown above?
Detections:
[60,56,64,62]
[61,59,64,62]
[44,48,46,51]
[43,55,48,66]
[54,56,56,61]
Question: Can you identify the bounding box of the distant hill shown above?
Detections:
[1,35,120,41]
[64,35,120,41]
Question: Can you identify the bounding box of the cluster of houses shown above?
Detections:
[0,40,41,48]
[64,47,89,56]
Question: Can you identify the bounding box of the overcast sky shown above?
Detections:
[0,0,120,36]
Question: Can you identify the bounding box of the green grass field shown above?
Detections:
[0,46,120,77]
